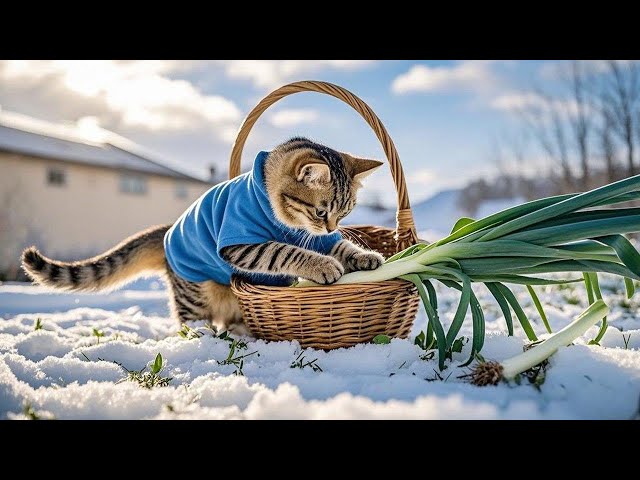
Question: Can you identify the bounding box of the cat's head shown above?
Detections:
[264,137,382,235]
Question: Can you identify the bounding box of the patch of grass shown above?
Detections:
[419,351,435,361]
[414,331,433,351]
[450,336,467,356]
[514,363,547,391]
[619,298,633,310]
[555,283,575,292]
[177,324,205,339]
[290,352,323,372]
[425,368,454,382]
[414,331,436,360]
[563,294,581,306]
[116,353,173,389]
[33,318,43,331]
[92,328,105,345]
[179,327,261,376]
[372,334,391,344]
[217,339,257,376]
[414,331,467,362]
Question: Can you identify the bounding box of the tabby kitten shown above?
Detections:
[21,138,385,331]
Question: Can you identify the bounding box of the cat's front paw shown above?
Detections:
[306,257,344,285]
[347,251,384,272]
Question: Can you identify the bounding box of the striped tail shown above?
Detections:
[21,224,170,292]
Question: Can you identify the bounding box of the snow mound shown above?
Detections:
[1,277,639,419]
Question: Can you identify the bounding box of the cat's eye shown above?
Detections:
[315,209,328,220]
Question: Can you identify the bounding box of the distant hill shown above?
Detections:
[343,203,395,227]
[410,189,464,240]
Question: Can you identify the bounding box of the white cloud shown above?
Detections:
[391,61,496,95]
[0,60,241,136]
[269,109,319,128]
[490,91,595,120]
[219,60,377,89]
[407,168,436,185]
[490,92,545,112]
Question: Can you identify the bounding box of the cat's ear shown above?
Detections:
[296,160,331,188]
[344,153,384,184]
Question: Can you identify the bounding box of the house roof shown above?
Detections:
[0,116,211,184]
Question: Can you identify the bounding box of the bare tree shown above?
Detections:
[566,61,593,189]
[599,110,618,183]
[518,89,574,192]
[599,60,640,177]
[487,135,512,195]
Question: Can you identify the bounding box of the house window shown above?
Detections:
[47,168,66,187]
[119,173,148,195]
[175,182,188,199]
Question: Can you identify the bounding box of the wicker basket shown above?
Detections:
[229,80,420,350]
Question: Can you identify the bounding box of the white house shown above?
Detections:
[0,113,215,280]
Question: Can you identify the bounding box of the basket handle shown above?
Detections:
[228,80,418,248]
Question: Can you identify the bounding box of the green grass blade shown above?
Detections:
[625,277,635,299]
[401,274,447,369]
[594,235,640,277]
[502,216,640,245]
[583,272,595,304]
[526,285,552,334]
[496,283,538,341]
[479,175,640,241]
[486,282,514,336]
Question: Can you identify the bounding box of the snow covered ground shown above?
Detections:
[1,276,639,419]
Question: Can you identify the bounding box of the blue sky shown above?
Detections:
[0,60,563,206]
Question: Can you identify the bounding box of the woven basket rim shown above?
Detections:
[231,275,413,292]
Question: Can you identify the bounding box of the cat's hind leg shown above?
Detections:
[201,280,245,334]
[165,266,211,323]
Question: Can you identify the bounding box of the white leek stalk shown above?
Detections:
[295,258,430,287]
[471,300,609,386]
